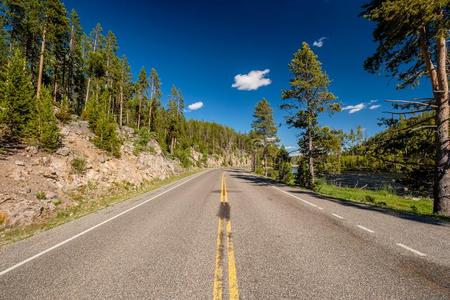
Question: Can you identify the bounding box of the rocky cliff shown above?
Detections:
[0,120,250,228]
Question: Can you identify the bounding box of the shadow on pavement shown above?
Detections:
[227,169,449,227]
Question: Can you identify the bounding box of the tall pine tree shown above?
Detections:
[251,98,278,176]
[281,42,339,189]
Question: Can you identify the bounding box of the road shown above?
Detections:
[0,169,449,299]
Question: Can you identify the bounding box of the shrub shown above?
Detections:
[133,127,157,155]
[175,147,192,168]
[36,191,46,200]
[28,87,61,151]
[377,201,387,207]
[364,195,375,203]
[71,157,87,174]
[85,91,122,157]
[55,96,72,123]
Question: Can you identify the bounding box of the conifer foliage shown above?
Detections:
[0,0,250,159]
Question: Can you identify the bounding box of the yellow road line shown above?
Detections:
[213,217,224,300]
[214,173,240,300]
[224,176,239,299]
[224,176,228,203]
[221,173,225,203]
[226,220,239,300]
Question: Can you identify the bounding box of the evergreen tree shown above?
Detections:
[84,23,103,109]
[118,56,132,128]
[31,0,69,98]
[28,87,61,151]
[0,48,35,137]
[87,90,121,157]
[281,42,340,189]
[275,146,293,183]
[251,98,278,176]
[167,85,184,154]
[362,0,449,215]
[136,67,148,129]
[148,68,162,132]
[66,9,85,113]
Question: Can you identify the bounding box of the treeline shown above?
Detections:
[0,0,250,163]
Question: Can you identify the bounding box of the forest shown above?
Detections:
[0,0,251,166]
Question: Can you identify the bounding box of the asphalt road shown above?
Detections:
[0,169,449,299]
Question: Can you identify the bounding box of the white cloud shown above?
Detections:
[369,99,378,103]
[369,104,381,110]
[342,103,366,114]
[285,146,296,150]
[313,37,326,48]
[232,69,272,91]
[187,101,204,111]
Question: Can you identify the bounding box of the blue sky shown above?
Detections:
[63,0,431,149]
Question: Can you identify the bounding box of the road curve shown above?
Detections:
[0,169,449,299]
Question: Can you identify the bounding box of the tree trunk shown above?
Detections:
[419,28,450,216]
[84,78,91,109]
[84,32,98,110]
[137,97,142,130]
[53,79,58,102]
[307,112,315,188]
[36,27,46,98]
[119,83,124,128]
[308,129,315,188]
[434,34,450,215]
[148,100,153,128]
[170,137,176,154]
[264,150,268,177]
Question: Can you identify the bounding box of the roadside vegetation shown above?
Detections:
[0,169,203,246]
[248,0,449,217]
[314,182,434,216]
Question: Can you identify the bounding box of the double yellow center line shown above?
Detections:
[213,173,240,300]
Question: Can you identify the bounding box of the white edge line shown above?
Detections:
[271,186,319,208]
[396,243,426,257]
[0,170,211,277]
[357,225,374,233]
[332,213,344,219]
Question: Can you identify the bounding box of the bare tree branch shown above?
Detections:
[382,108,432,115]
[385,99,437,108]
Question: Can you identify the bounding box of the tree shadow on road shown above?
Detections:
[228,169,449,227]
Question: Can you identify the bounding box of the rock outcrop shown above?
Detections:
[0,121,181,228]
[0,120,250,228]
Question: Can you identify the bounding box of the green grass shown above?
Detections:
[254,172,449,221]
[0,168,205,247]
[315,182,434,216]
[71,157,87,174]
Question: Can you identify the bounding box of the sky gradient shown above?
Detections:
[63,0,432,149]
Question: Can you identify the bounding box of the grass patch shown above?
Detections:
[315,182,445,218]
[35,191,46,200]
[253,172,449,221]
[0,169,205,247]
[71,157,87,174]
